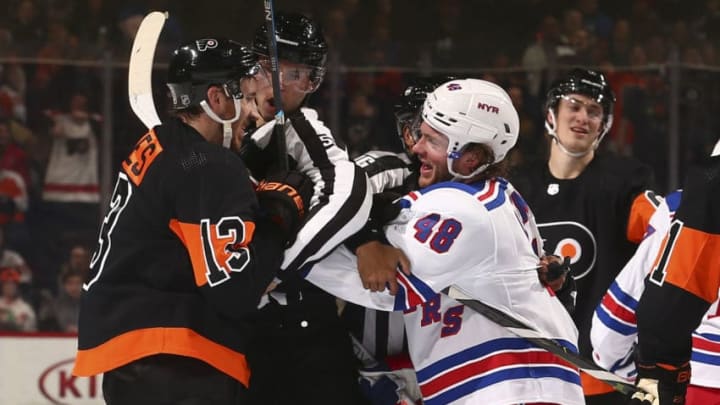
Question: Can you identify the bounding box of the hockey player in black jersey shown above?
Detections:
[511,67,654,404]
[73,38,313,405]
[240,12,372,405]
[630,148,720,405]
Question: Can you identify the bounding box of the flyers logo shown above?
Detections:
[196,38,218,52]
[538,221,597,280]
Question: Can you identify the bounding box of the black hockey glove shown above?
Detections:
[627,361,690,405]
[344,191,403,253]
[538,255,576,314]
[256,170,314,244]
[238,135,276,180]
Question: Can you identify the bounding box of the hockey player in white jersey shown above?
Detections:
[591,189,720,403]
[306,78,584,405]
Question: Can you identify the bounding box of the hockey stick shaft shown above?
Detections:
[263,0,288,171]
[443,285,641,396]
[128,11,167,129]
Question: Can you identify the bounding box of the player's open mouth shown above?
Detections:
[419,163,433,174]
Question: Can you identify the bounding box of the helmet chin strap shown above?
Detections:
[200,98,242,148]
[447,151,489,180]
[545,110,601,158]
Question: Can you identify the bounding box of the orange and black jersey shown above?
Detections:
[73,118,287,386]
[636,155,720,366]
[511,154,654,362]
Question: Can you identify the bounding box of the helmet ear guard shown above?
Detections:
[421,79,519,179]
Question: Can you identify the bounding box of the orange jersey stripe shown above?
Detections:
[169,218,256,287]
[659,225,720,303]
[580,371,616,395]
[73,327,250,385]
[627,191,660,244]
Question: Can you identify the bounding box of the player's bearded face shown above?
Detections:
[554,94,603,153]
[412,121,451,187]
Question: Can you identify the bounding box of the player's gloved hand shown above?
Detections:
[237,135,276,180]
[627,361,690,405]
[538,255,576,314]
[537,255,570,291]
[256,170,313,244]
[370,191,403,225]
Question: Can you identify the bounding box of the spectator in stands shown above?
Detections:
[0,61,28,124]
[41,91,100,276]
[0,116,29,187]
[33,242,90,331]
[7,0,45,57]
[0,226,31,286]
[522,15,563,98]
[0,267,36,332]
[576,0,613,40]
[44,267,83,333]
[609,19,633,65]
[59,244,90,282]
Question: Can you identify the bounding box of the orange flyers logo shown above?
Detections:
[122,130,164,186]
[538,221,597,280]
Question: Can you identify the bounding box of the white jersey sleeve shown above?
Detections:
[591,191,677,380]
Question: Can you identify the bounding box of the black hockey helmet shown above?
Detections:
[167,38,260,110]
[394,75,457,155]
[394,75,458,126]
[544,67,615,125]
[252,12,328,90]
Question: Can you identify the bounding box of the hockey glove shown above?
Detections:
[237,135,276,180]
[256,170,314,244]
[628,361,690,405]
[538,255,571,291]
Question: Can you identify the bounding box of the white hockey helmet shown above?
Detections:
[421,78,519,179]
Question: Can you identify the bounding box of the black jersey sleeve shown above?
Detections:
[636,157,720,365]
[170,151,286,319]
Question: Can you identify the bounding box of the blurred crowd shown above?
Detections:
[1,0,720,332]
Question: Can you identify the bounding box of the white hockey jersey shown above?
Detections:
[306,179,584,405]
[591,190,720,388]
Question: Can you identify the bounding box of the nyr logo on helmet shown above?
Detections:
[446,83,462,91]
[478,102,499,114]
[196,38,218,52]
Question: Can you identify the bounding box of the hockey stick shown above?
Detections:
[262,0,288,171]
[128,11,167,129]
[443,285,642,397]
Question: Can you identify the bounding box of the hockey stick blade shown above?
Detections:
[128,11,167,129]
[443,285,642,397]
[263,0,288,171]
